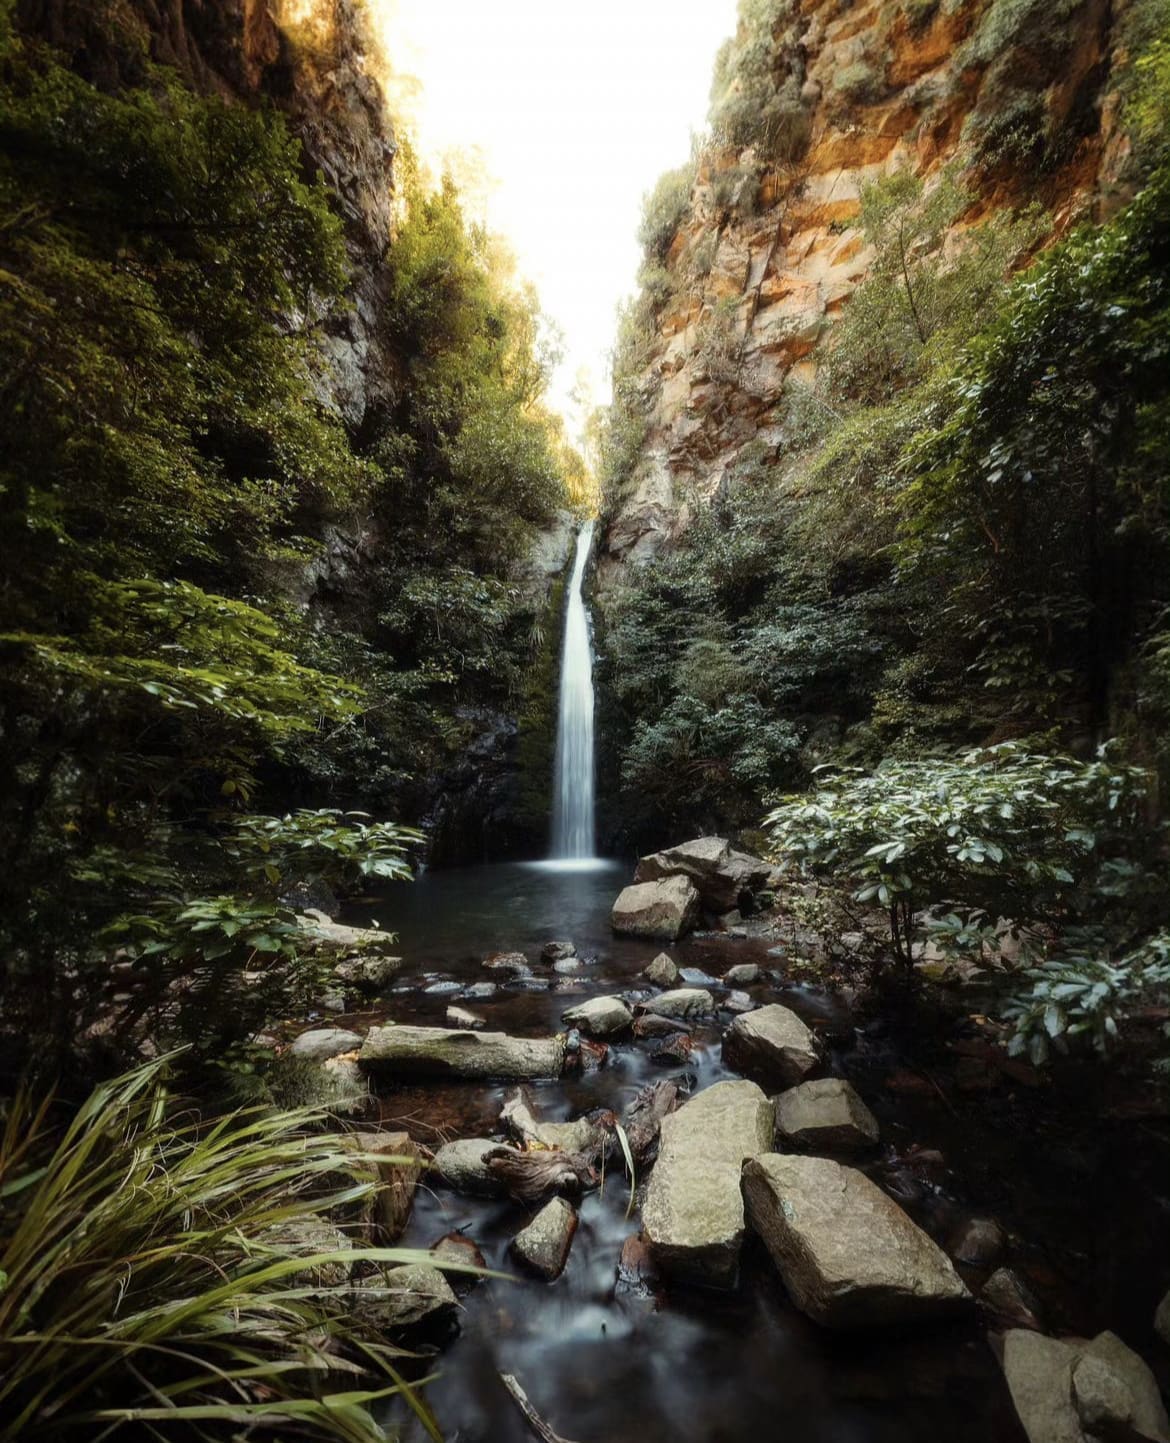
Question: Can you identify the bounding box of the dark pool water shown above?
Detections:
[331,862,1167,1443]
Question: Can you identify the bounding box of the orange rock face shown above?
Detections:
[599,0,1127,586]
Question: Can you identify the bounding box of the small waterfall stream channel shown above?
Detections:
[315,526,1166,1443]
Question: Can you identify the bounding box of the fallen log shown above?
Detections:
[485,1146,598,1204]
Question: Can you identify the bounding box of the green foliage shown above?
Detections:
[638,160,697,260]
[708,0,810,163]
[832,61,882,105]
[0,1057,447,1441]
[1002,929,1170,1063]
[764,744,1151,969]
[961,0,1086,69]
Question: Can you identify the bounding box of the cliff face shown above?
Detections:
[599,0,1134,588]
[18,0,397,428]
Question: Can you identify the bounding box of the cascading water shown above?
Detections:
[550,520,596,860]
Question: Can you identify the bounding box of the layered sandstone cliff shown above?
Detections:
[599,0,1138,588]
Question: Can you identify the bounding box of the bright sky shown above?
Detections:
[374,0,741,436]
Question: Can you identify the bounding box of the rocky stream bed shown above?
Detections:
[278,857,1170,1443]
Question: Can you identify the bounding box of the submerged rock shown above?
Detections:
[723,1003,822,1088]
[634,837,770,913]
[432,1137,514,1197]
[639,987,715,1020]
[560,995,633,1037]
[611,876,701,940]
[742,1154,970,1327]
[643,1079,774,1288]
[288,1027,363,1063]
[360,1025,565,1081]
[511,1197,579,1280]
[773,1078,879,1153]
[1000,1328,1170,1443]
[644,952,680,987]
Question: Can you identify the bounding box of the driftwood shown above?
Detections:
[619,1078,682,1166]
[500,1373,580,1443]
[485,1146,598,1204]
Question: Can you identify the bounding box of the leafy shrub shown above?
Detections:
[764,744,1151,969]
[0,1058,446,1441]
[708,0,810,163]
[832,61,882,104]
[638,160,697,260]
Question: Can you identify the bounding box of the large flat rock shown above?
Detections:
[360,1024,565,1081]
[723,1003,822,1087]
[743,1154,970,1327]
[611,875,701,940]
[642,1079,774,1288]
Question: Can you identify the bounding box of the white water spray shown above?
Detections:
[550,521,596,860]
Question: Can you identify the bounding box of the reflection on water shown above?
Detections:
[354,861,1037,1443]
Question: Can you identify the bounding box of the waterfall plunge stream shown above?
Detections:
[550,521,597,861]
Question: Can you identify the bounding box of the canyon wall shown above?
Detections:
[599,0,1136,587]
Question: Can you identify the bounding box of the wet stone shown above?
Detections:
[541,940,577,962]
[561,995,632,1037]
[724,1003,822,1088]
[464,981,497,1000]
[639,987,715,1020]
[356,1263,458,1333]
[773,1078,880,1153]
[650,1033,694,1065]
[430,1231,486,1293]
[742,1154,970,1328]
[432,1137,515,1197]
[611,876,701,941]
[722,990,755,1014]
[424,980,463,995]
[482,952,531,976]
[724,963,761,986]
[679,967,721,987]
[511,1197,579,1280]
[643,1079,774,1288]
[289,1027,363,1063]
[644,952,680,987]
[949,1216,1006,1269]
[633,1013,691,1039]
[981,1267,1043,1330]
[553,957,582,973]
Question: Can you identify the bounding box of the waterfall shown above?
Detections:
[550,521,596,860]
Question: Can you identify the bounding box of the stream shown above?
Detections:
[327,861,1169,1443]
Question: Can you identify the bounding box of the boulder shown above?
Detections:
[723,990,755,1014]
[511,1198,579,1280]
[500,1087,605,1155]
[742,1154,970,1327]
[360,1025,565,1081]
[644,952,680,987]
[430,1231,486,1293]
[774,1078,879,1153]
[643,1079,774,1288]
[650,1034,695,1065]
[333,956,400,991]
[432,1138,515,1197]
[949,1216,1006,1269]
[356,1263,458,1332]
[560,995,633,1037]
[288,1027,363,1063]
[541,940,577,962]
[482,951,531,976]
[639,987,715,1020]
[553,957,582,973]
[679,966,721,987]
[611,876,701,940]
[634,837,771,912]
[632,1012,691,1038]
[724,1004,822,1087]
[724,962,761,985]
[1001,1328,1170,1443]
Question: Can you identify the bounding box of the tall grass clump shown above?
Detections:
[0,1057,446,1441]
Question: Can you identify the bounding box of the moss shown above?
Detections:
[833,61,883,105]
[512,570,569,844]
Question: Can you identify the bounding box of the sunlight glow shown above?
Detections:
[371,0,741,430]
